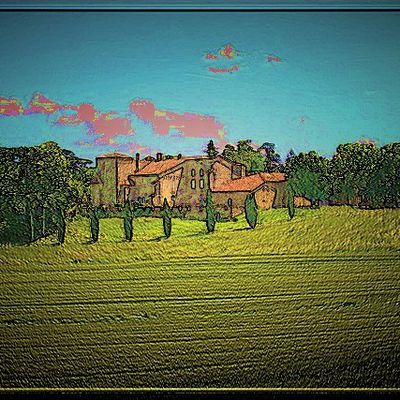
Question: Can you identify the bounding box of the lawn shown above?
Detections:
[0,206,399,388]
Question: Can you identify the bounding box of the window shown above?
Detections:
[199,179,204,189]
[191,168,196,177]
[190,179,196,189]
[199,168,204,177]
[227,198,233,207]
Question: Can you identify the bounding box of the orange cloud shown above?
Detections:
[219,43,237,60]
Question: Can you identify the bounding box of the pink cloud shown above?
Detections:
[129,100,226,142]
[208,65,240,74]
[56,103,133,145]
[24,93,61,115]
[0,97,24,116]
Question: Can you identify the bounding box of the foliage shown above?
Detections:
[222,140,265,173]
[0,142,92,244]
[54,207,66,244]
[287,188,295,220]
[244,193,258,229]
[258,142,282,172]
[89,207,100,243]
[287,168,328,207]
[122,201,134,241]
[205,139,218,159]
[205,189,216,233]
[162,198,172,238]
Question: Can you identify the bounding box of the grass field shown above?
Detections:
[0,206,399,388]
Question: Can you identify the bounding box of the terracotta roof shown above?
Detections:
[134,158,186,175]
[213,172,286,192]
[97,152,133,159]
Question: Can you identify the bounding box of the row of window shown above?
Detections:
[191,178,205,189]
[191,168,205,177]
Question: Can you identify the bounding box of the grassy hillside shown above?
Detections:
[0,206,399,269]
[0,207,399,388]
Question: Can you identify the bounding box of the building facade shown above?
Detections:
[91,152,288,218]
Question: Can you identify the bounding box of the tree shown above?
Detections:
[205,189,216,233]
[287,189,295,220]
[245,193,258,229]
[89,207,100,243]
[284,150,331,206]
[205,140,218,159]
[122,201,133,241]
[258,142,282,172]
[287,168,327,208]
[53,207,66,244]
[162,198,172,238]
[222,140,265,173]
[330,142,381,205]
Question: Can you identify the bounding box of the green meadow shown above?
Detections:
[0,206,399,388]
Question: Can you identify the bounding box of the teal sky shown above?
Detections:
[0,11,399,161]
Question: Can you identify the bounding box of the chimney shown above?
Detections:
[177,153,182,159]
[135,153,140,173]
[156,152,163,162]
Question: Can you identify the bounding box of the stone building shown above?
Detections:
[91,152,288,218]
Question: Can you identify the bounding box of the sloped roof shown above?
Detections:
[97,152,133,159]
[213,172,286,192]
[134,158,186,175]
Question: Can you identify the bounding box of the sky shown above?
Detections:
[0,11,400,162]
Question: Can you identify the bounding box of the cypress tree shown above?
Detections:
[89,207,100,243]
[245,193,258,229]
[162,198,172,238]
[55,207,66,244]
[205,189,216,233]
[205,140,218,159]
[123,201,133,241]
[287,189,295,220]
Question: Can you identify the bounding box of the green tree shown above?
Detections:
[89,207,100,243]
[205,140,218,159]
[54,207,66,244]
[285,150,331,206]
[122,201,133,241]
[258,142,282,172]
[330,142,381,205]
[162,198,172,238]
[222,140,265,173]
[287,188,295,220]
[245,193,258,229]
[288,168,327,208]
[205,189,216,233]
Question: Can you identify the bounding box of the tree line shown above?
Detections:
[1,139,398,245]
[207,139,400,209]
[0,141,93,245]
